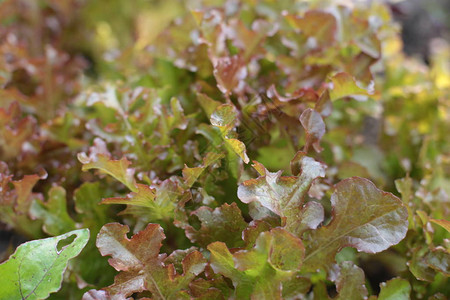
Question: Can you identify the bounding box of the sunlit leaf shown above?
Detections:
[0,229,89,300]
[329,72,372,101]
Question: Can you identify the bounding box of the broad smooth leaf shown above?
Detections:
[0,229,89,300]
[302,177,408,272]
[378,278,411,300]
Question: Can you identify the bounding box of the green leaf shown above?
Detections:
[225,138,250,164]
[78,152,137,192]
[100,183,156,207]
[0,229,89,300]
[329,261,368,300]
[429,219,450,233]
[210,104,237,135]
[30,186,76,236]
[209,104,250,164]
[182,151,224,188]
[302,177,408,272]
[378,278,411,300]
[329,72,372,101]
[184,203,248,248]
[197,93,221,118]
[208,228,304,299]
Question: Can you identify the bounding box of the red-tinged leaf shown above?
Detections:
[378,278,411,300]
[78,152,137,192]
[300,108,326,153]
[228,19,267,59]
[329,261,368,300]
[107,271,146,300]
[213,55,247,96]
[267,85,318,104]
[238,156,325,225]
[185,203,247,248]
[96,223,164,272]
[286,201,325,237]
[408,246,437,282]
[329,72,372,101]
[142,252,206,300]
[189,277,230,300]
[302,177,408,272]
[94,223,206,299]
[83,289,109,300]
[0,102,37,160]
[242,220,272,250]
[0,165,44,237]
[285,10,337,47]
[12,174,41,214]
[290,151,307,176]
[208,228,304,299]
[429,219,450,233]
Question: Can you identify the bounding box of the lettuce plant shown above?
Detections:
[0,0,448,299]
